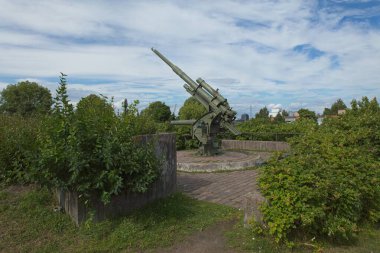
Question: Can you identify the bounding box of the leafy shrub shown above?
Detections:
[0,115,40,184]
[236,118,316,141]
[174,97,206,150]
[259,97,380,242]
[174,125,199,150]
[34,75,160,204]
[121,100,160,136]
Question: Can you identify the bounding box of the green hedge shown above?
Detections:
[1,75,161,205]
[34,76,160,204]
[0,115,40,184]
[236,117,317,141]
[259,97,380,243]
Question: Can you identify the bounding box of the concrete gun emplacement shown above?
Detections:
[151,48,240,155]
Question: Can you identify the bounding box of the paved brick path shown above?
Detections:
[177,170,260,209]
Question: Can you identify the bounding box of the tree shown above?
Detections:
[273,113,285,123]
[281,110,289,117]
[141,101,171,123]
[323,98,347,115]
[176,97,206,150]
[178,97,207,120]
[298,108,317,122]
[255,106,269,119]
[323,108,332,116]
[75,94,115,135]
[0,81,52,116]
[331,98,347,113]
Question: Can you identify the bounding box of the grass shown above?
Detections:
[226,216,380,253]
[0,186,238,253]
[1,185,379,253]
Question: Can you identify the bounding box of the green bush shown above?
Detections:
[174,125,199,150]
[0,115,40,184]
[259,97,380,242]
[236,118,316,141]
[34,75,160,204]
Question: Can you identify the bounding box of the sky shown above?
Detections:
[0,0,380,117]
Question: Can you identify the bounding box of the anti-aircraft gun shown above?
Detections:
[152,48,240,155]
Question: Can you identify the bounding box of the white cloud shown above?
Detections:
[0,82,8,90]
[0,0,379,115]
[267,104,282,110]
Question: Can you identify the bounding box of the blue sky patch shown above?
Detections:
[264,78,286,85]
[235,18,271,29]
[229,40,276,53]
[339,14,380,29]
[329,55,340,69]
[293,44,326,60]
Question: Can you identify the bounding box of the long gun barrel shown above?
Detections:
[151,48,215,110]
[151,48,237,122]
[170,119,196,125]
[152,48,199,91]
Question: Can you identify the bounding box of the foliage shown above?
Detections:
[121,100,158,136]
[141,101,172,123]
[255,106,269,119]
[0,115,40,185]
[297,108,318,122]
[273,113,285,123]
[282,110,289,117]
[0,187,237,252]
[236,117,316,141]
[227,214,380,253]
[178,97,207,120]
[35,75,160,204]
[175,125,200,150]
[259,97,380,243]
[0,80,52,116]
[174,97,207,150]
[323,98,347,116]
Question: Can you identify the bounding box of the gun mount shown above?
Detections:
[152,48,240,155]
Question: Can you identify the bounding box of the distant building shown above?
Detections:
[269,108,280,118]
[324,109,346,120]
[241,113,249,121]
[317,116,324,125]
[284,111,299,123]
[338,109,346,115]
[235,113,250,123]
[285,117,296,123]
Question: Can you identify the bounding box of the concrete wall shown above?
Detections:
[57,133,177,225]
[221,140,290,152]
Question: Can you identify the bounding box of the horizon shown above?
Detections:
[1,0,379,116]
